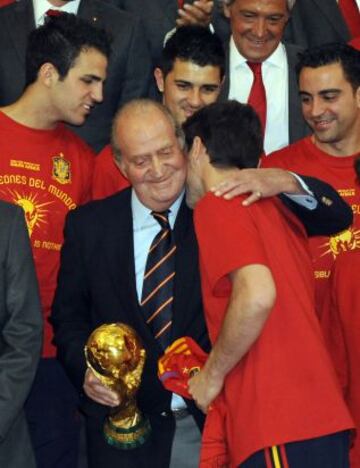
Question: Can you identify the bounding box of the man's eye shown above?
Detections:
[323,93,338,101]
[300,96,311,104]
[176,83,190,90]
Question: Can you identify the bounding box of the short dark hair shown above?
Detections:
[160,25,225,79]
[25,13,111,86]
[296,43,360,92]
[183,100,263,169]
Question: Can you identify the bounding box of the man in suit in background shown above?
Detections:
[0,0,152,152]
[284,0,360,49]
[220,0,309,154]
[0,201,42,468]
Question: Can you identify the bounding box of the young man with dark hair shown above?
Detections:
[0,0,152,152]
[0,13,110,468]
[260,42,360,314]
[320,158,360,468]
[92,25,226,199]
[184,100,353,467]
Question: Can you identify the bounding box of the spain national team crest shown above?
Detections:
[52,153,71,185]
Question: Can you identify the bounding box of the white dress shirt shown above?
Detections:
[33,0,80,27]
[228,38,289,155]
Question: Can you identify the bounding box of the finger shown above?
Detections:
[179,4,211,22]
[211,181,248,198]
[84,383,120,407]
[242,191,262,206]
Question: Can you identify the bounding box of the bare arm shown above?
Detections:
[188,264,276,413]
[211,168,306,205]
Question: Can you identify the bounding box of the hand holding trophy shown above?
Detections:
[85,323,151,449]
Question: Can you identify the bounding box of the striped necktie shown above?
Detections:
[141,211,176,350]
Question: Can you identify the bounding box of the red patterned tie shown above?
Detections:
[141,211,176,350]
[338,0,360,38]
[247,61,267,134]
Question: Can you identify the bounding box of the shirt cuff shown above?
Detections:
[283,173,318,210]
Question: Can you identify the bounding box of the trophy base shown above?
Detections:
[104,417,151,450]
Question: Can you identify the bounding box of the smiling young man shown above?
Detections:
[219,0,309,154]
[0,13,110,468]
[261,43,360,315]
[92,25,225,199]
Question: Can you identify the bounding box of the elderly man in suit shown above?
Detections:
[51,96,354,468]
[0,0,152,152]
[284,0,360,49]
[220,0,309,154]
[0,201,42,468]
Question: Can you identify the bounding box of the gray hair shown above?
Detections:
[111,99,185,163]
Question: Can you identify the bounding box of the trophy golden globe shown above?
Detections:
[84,323,151,449]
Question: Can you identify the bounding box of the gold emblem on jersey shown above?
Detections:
[52,153,71,185]
[320,227,360,258]
[9,190,52,237]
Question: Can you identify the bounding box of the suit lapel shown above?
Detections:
[312,0,349,37]
[4,0,34,68]
[77,0,102,26]
[286,43,308,143]
[218,42,230,101]
[161,0,178,26]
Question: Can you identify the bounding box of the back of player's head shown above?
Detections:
[160,25,225,79]
[25,13,111,86]
[296,43,360,92]
[183,100,263,169]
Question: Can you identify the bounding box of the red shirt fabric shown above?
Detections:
[262,136,360,316]
[194,192,353,467]
[0,111,94,357]
[321,250,360,468]
[0,0,14,6]
[92,144,130,200]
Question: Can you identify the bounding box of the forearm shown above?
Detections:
[205,274,273,382]
[188,265,275,411]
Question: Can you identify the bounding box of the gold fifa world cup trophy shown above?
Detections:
[85,323,151,449]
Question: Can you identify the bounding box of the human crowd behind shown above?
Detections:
[0,0,359,467]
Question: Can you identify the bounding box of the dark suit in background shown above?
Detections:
[51,189,207,468]
[219,42,310,147]
[0,0,152,152]
[0,201,42,468]
[107,0,230,67]
[284,0,351,49]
